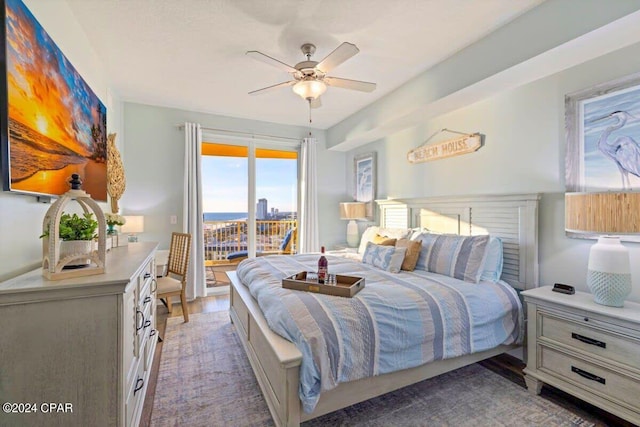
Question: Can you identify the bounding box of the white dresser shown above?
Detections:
[522,286,640,425]
[0,242,158,427]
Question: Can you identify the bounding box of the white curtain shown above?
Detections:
[183,122,206,300]
[299,137,319,253]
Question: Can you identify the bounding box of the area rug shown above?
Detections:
[150,311,596,427]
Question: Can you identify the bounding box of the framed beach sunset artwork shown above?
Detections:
[0,0,107,200]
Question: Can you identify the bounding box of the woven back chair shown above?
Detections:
[156,232,192,322]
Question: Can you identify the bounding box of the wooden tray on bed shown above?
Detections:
[282,272,365,297]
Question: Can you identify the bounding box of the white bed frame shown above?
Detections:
[229,193,540,427]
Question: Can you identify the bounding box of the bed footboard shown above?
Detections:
[228,272,303,427]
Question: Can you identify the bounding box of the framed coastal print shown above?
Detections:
[565,71,640,192]
[354,152,376,220]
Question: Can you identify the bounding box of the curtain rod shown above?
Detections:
[176,124,301,143]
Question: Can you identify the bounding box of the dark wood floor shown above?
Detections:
[141,294,633,427]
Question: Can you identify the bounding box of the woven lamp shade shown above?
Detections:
[565,192,640,234]
[339,202,366,220]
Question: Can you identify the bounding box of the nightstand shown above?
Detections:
[522,286,640,425]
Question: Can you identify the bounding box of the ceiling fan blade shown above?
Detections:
[248,80,296,95]
[309,97,322,109]
[324,76,376,92]
[316,42,359,73]
[246,51,298,74]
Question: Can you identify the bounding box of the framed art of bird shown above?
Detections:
[565,71,640,192]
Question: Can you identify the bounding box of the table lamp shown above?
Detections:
[565,192,640,307]
[339,202,366,248]
[120,215,145,242]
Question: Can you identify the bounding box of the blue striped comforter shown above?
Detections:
[236,254,523,413]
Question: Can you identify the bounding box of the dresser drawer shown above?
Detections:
[125,358,146,427]
[539,311,640,370]
[539,345,640,411]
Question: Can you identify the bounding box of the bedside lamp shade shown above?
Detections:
[565,192,640,307]
[340,202,366,247]
[120,215,144,242]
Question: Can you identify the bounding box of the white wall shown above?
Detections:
[0,0,122,281]
[344,41,640,302]
[122,103,346,251]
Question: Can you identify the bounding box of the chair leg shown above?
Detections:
[166,296,173,314]
[180,290,189,323]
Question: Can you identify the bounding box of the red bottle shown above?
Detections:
[318,246,328,284]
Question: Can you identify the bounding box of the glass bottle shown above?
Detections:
[318,246,328,284]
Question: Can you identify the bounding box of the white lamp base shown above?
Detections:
[587,236,631,307]
[346,220,359,248]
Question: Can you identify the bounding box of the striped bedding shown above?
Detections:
[235,253,523,413]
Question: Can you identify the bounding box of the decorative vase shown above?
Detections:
[587,236,631,307]
[107,224,116,235]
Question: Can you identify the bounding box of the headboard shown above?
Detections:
[376,193,540,290]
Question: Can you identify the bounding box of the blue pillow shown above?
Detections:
[412,233,489,283]
[279,229,294,251]
[480,237,503,282]
[362,242,407,273]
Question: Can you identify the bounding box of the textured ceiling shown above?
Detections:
[65,0,545,129]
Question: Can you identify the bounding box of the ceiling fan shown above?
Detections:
[246,42,376,108]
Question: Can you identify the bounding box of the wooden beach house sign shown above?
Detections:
[407,131,482,163]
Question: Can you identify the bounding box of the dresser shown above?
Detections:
[0,242,158,427]
[522,286,640,425]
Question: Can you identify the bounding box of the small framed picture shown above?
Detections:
[354,152,376,220]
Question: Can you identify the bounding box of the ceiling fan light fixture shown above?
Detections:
[292,79,327,100]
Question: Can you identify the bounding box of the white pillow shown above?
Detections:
[358,226,412,254]
[362,242,407,273]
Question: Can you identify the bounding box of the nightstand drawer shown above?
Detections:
[540,346,640,411]
[540,312,640,370]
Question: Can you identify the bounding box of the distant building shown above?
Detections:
[256,198,268,219]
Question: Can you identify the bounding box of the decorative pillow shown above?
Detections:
[413,233,490,283]
[362,242,407,273]
[395,238,422,271]
[479,236,503,282]
[372,233,397,246]
[358,226,412,254]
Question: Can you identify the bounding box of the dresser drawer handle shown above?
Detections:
[136,310,145,331]
[571,366,605,385]
[150,329,157,337]
[144,273,151,279]
[571,333,606,348]
[143,296,152,305]
[134,378,145,395]
[143,319,151,329]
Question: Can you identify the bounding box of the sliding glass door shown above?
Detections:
[201,140,298,291]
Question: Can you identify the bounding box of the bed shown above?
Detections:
[228,193,540,426]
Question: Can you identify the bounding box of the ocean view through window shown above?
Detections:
[201,143,298,270]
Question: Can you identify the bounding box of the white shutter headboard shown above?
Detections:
[377,193,540,290]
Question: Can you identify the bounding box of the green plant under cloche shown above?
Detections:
[41,212,99,241]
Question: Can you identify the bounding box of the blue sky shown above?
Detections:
[202,156,297,213]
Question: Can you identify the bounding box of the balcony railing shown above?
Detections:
[204,219,297,261]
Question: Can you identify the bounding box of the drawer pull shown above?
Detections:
[572,333,606,348]
[134,377,144,395]
[136,310,144,331]
[144,273,151,279]
[143,296,152,305]
[143,319,151,329]
[150,329,157,337]
[571,366,605,385]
